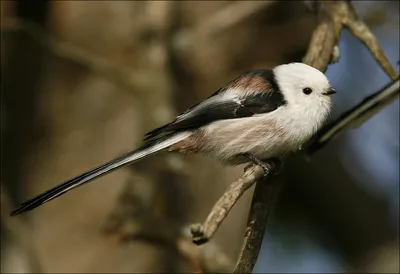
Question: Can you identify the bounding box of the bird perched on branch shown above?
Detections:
[11,62,336,216]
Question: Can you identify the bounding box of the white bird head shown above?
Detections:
[273,62,335,105]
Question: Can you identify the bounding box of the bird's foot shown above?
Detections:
[243,154,282,176]
[190,223,209,245]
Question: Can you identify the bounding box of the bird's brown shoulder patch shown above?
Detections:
[228,73,273,94]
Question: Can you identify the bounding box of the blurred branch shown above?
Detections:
[101,2,233,272]
[174,1,276,52]
[233,175,277,273]
[1,21,154,93]
[0,185,43,272]
[303,0,398,80]
[343,3,398,81]
[102,178,233,273]
[302,1,340,71]
[178,231,234,273]
[191,1,276,37]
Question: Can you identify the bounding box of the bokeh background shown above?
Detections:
[1,1,398,273]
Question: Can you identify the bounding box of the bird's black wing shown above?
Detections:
[144,70,286,141]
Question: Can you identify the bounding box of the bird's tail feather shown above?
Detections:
[10,132,191,216]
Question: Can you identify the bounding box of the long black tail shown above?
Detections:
[10,132,190,216]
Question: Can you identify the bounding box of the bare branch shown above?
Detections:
[190,164,267,245]
[193,1,277,38]
[343,4,398,81]
[174,1,276,52]
[303,0,399,80]
[302,1,340,71]
[190,161,279,274]
[233,177,277,273]
[1,21,154,93]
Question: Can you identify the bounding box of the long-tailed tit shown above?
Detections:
[10,62,336,216]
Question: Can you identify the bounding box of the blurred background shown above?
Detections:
[1,1,398,273]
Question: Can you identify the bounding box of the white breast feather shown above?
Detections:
[200,97,331,164]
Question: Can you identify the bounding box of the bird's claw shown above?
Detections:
[190,223,209,245]
[243,154,282,176]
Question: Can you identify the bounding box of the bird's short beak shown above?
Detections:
[323,87,336,96]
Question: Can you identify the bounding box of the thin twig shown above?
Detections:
[343,4,398,81]
[302,1,341,71]
[192,1,277,38]
[233,177,277,273]
[190,164,267,245]
[173,1,276,52]
[205,161,279,273]
[303,0,399,80]
[1,21,154,93]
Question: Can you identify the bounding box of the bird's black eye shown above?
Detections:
[303,87,313,95]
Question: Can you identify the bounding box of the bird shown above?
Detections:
[10,62,336,216]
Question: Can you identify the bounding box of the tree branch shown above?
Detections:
[302,1,340,71]
[189,162,279,274]
[1,21,155,94]
[343,4,398,81]
[190,1,277,38]
[303,0,399,80]
[190,164,268,245]
[173,1,276,53]
[233,177,277,273]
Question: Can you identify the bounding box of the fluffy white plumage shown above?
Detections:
[193,63,333,163]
